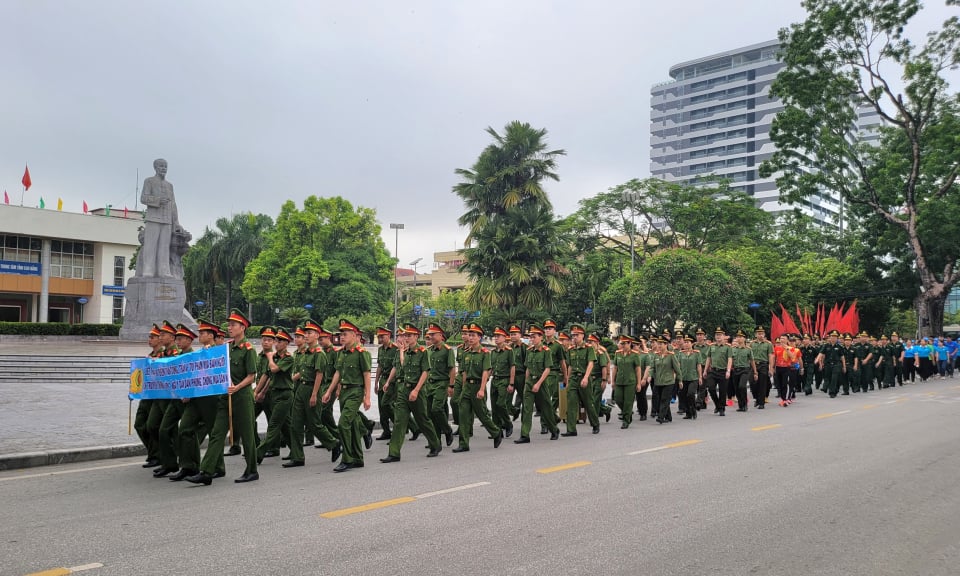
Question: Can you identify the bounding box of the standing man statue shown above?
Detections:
[138,158,178,278]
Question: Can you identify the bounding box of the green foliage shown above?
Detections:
[242,197,394,321]
[278,307,310,328]
[453,121,568,316]
[0,323,120,336]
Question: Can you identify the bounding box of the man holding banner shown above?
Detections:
[187,309,260,485]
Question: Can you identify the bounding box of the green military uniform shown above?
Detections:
[376,338,401,437]
[818,335,846,397]
[286,344,340,465]
[154,344,183,472]
[319,343,340,439]
[518,334,559,440]
[704,336,732,415]
[544,337,565,420]
[253,347,274,449]
[510,328,527,419]
[651,349,682,423]
[890,337,905,386]
[613,346,642,427]
[841,339,855,394]
[386,340,440,459]
[877,338,896,388]
[195,331,258,482]
[750,337,774,407]
[729,343,754,411]
[564,335,600,434]
[489,339,516,436]
[801,341,817,395]
[426,341,456,442]
[175,344,226,479]
[134,342,164,465]
[693,339,710,409]
[861,339,877,391]
[455,335,502,451]
[256,344,296,461]
[591,343,612,421]
[677,347,702,419]
[334,340,371,467]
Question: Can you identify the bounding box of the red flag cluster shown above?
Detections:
[771,301,860,340]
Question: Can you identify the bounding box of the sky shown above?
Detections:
[2,1,955,272]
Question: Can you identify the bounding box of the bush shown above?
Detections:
[246,325,264,340]
[0,322,120,336]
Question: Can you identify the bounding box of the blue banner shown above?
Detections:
[129,344,231,400]
[102,285,125,296]
[0,260,41,276]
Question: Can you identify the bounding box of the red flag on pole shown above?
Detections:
[123,206,128,218]
[82,200,88,214]
[3,190,8,205]
[771,313,785,341]
[21,165,32,190]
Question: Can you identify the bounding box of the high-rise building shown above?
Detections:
[650,39,841,225]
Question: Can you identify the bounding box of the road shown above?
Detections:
[3,382,960,576]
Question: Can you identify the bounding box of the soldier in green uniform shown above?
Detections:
[800,334,817,395]
[562,324,600,436]
[315,326,345,448]
[633,337,653,421]
[153,324,197,477]
[186,309,260,485]
[542,319,567,426]
[374,327,400,441]
[423,324,456,447]
[285,319,341,467]
[651,336,683,423]
[611,335,644,428]
[858,332,876,392]
[750,327,774,408]
[149,320,180,476]
[450,324,467,434]
[704,328,733,416]
[453,323,503,452]
[135,324,163,468]
[588,333,612,423]
[323,319,372,473]
[171,320,227,482]
[875,334,896,388]
[253,326,277,454]
[292,326,312,447]
[508,325,526,420]
[256,328,297,464]
[677,334,703,419]
[730,330,757,412]
[890,332,905,386]
[850,333,866,393]
[514,324,559,443]
[693,328,710,409]
[489,326,516,438]
[840,334,855,395]
[381,324,442,462]
[815,330,847,398]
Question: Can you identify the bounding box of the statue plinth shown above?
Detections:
[119,276,195,340]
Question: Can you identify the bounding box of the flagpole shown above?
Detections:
[20,185,24,207]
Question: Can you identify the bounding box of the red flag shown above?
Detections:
[771,313,785,341]
[82,200,88,214]
[841,301,859,336]
[21,165,31,190]
[825,303,841,334]
[780,304,801,336]
[3,190,7,205]
[123,206,128,218]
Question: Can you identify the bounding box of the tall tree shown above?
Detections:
[762,0,960,336]
[453,121,568,316]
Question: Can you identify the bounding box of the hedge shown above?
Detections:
[0,322,121,336]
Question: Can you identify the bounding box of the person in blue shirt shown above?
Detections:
[945,337,958,378]
[916,338,934,381]
[935,339,950,378]
[902,340,917,383]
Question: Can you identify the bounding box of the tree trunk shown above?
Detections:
[916,290,947,338]
[225,276,232,319]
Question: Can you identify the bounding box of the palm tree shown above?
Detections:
[453,122,568,316]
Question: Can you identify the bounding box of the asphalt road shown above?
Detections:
[4,381,960,576]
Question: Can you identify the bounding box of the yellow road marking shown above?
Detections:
[951,385,960,390]
[924,392,936,397]
[319,496,415,519]
[862,404,877,410]
[751,424,782,432]
[25,570,71,576]
[627,439,703,456]
[895,398,908,403]
[816,409,851,420]
[815,412,835,420]
[664,439,702,448]
[537,461,592,474]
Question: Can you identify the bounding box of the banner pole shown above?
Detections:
[228,393,234,446]
[128,399,132,435]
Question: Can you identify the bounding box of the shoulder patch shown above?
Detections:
[242,342,253,350]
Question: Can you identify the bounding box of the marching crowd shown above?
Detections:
[132,310,956,485]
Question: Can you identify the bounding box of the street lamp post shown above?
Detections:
[748,302,761,327]
[622,190,640,336]
[390,223,404,337]
[195,300,205,320]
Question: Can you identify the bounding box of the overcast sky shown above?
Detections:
[2,1,954,272]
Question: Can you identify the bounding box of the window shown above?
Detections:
[49,241,94,280]
[114,256,125,286]
[112,296,123,324]
[0,234,41,263]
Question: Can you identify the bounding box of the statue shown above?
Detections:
[137,159,182,279]
[120,158,195,340]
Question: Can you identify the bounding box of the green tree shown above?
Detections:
[453,121,568,317]
[242,196,394,321]
[762,0,960,336]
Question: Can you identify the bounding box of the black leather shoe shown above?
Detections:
[513,436,530,444]
[605,412,611,423]
[505,425,513,438]
[592,426,600,434]
[540,426,548,435]
[185,472,213,486]
[427,446,442,457]
[410,430,420,441]
[683,414,694,420]
[380,455,401,463]
[452,446,470,453]
[263,451,279,458]
[452,428,460,436]
[376,433,392,441]
[333,462,351,473]
[513,411,520,422]
[142,459,159,468]
[213,471,225,479]
[303,439,314,447]
[561,431,578,437]
[169,469,194,481]
[445,431,454,447]
[550,430,560,440]
[621,422,629,429]
[656,417,664,424]
[494,432,503,449]
[639,415,647,421]
[363,431,373,450]
[331,443,342,463]
[282,460,304,468]
[235,472,259,483]
[153,467,177,478]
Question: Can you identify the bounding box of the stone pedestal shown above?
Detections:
[119,276,195,340]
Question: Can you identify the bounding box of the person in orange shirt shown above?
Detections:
[773,334,802,406]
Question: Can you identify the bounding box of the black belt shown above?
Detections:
[466,378,480,385]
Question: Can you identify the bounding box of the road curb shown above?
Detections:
[0,444,146,471]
